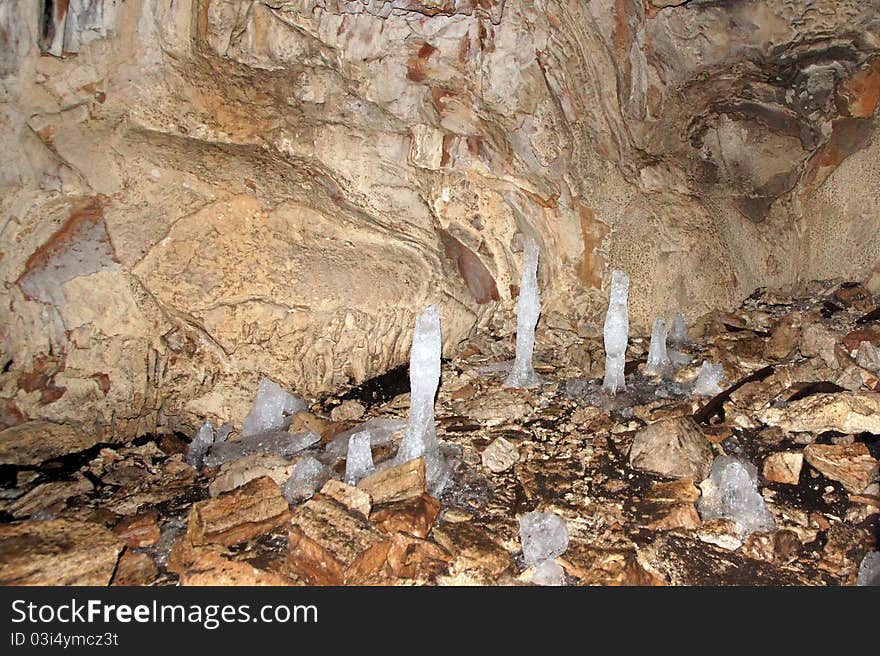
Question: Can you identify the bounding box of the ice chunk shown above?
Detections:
[395,305,450,495]
[644,317,672,377]
[857,551,880,586]
[282,456,330,504]
[602,270,630,395]
[204,430,319,468]
[693,361,725,396]
[214,422,233,444]
[240,378,307,438]
[697,455,776,536]
[531,558,565,586]
[519,511,569,566]
[668,349,692,369]
[344,431,375,485]
[505,238,542,388]
[669,312,688,346]
[324,418,406,463]
[185,421,214,469]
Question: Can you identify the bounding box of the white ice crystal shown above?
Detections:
[602,270,630,395]
[519,511,569,566]
[669,312,688,346]
[395,305,450,495]
[644,317,672,377]
[344,431,375,485]
[240,377,307,437]
[530,558,565,586]
[693,361,725,396]
[282,456,330,504]
[697,456,776,536]
[857,551,880,586]
[185,421,214,469]
[505,238,542,388]
[204,430,319,468]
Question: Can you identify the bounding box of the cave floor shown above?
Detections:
[1,280,878,586]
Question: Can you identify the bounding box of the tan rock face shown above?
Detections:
[0,1,879,436]
[629,417,714,480]
[758,393,880,435]
[803,444,879,493]
[763,452,804,486]
[0,422,100,465]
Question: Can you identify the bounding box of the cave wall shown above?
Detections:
[1,0,879,437]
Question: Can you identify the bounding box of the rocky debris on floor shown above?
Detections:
[0,280,878,586]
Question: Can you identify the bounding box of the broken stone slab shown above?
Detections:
[111,550,159,587]
[370,493,441,539]
[357,456,426,504]
[287,495,391,585]
[762,451,804,485]
[203,430,319,468]
[0,519,124,585]
[169,541,293,586]
[113,510,161,548]
[188,476,290,547]
[629,417,714,480]
[803,443,878,493]
[558,542,664,586]
[481,436,519,473]
[757,392,880,435]
[319,480,372,517]
[385,533,451,581]
[432,522,513,579]
[10,475,94,519]
[209,453,297,497]
[0,421,101,466]
[637,479,702,530]
[330,399,365,423]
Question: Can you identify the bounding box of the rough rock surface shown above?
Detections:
[629,417,714,480]
[2,1,879,436]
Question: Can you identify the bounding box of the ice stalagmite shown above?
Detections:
[669,312,688,347]
[602,270,630,395]
[396,304,450,495]
[505,238,542,388]
[644,317,672,377]
[344,431,374,485]
[693,361,724,396]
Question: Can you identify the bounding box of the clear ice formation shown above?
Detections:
[240,377,307,438]
[395,304,450,496]
[324,418,406,464]
[530,559,565,586]
[504,238,542,389]
[602,269,630,395]
[519,511,569,566]
[344,431,375,485]
[204,430,319,468]
[697,456,776,536]
[185,421,214,469]
[857,551,880,586]
[669,312,688,346]
[644,317,672,377]
[693,361,725,396]
[282,456,330,504]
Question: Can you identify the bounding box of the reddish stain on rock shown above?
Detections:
[437,228,500,304]
[16,355,66,405]
[407,42,437,82]
[578,204,610,289]
[0,400,26,430]
[838,58,880,119]
[91,373,111,396]
[804,118,874,187]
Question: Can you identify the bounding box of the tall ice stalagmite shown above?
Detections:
[505,238,542,388]
[603,270,630,395]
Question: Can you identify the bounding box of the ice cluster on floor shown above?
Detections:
[505,238,542,389]
[345,431,375,485]
[241,377,307,437]
[697,456,776,536]
[857,551,880,586]
[603,270,630,396]
[644,317,672,377]
[519,511,569,585]
[395,304,450,495]
[693,361,725,396]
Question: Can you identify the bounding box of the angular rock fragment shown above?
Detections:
[386,533,451,581]
[432,522,513,579]
[10,475,93,519]
[319,480,371,517]
[112,550,159,586]
[629,417,714,480]
[371,493,440,539]
[282,456,330,504]
[803,443,878,493]
[602,270,630,395]
[188,476,290,547]
[114,511,161,548]
[0,421,100,466]
[762,451,804,485]
[697,456,776,537]
[209,454,296,497]
[505,238,542,388]
[856,341,880,372]
[0,519,123,585]
[287,495,390,585]
[330,399,365,422]
[358,456,426,504]
[481,436,519,473]
[757,392,880,434]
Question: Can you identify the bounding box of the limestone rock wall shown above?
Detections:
[1,0,878,436]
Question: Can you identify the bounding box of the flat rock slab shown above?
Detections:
[188,476,290,547]
[758,392,880,434]
[763,451,804,485]
[803,443,878,493]
[0,519,123,585]
[0,421,100,466]
[371,493,441,539]
[288,495,391,585]
[357,457,426,504]
[629,417,714,480]
[208,453,297,497]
